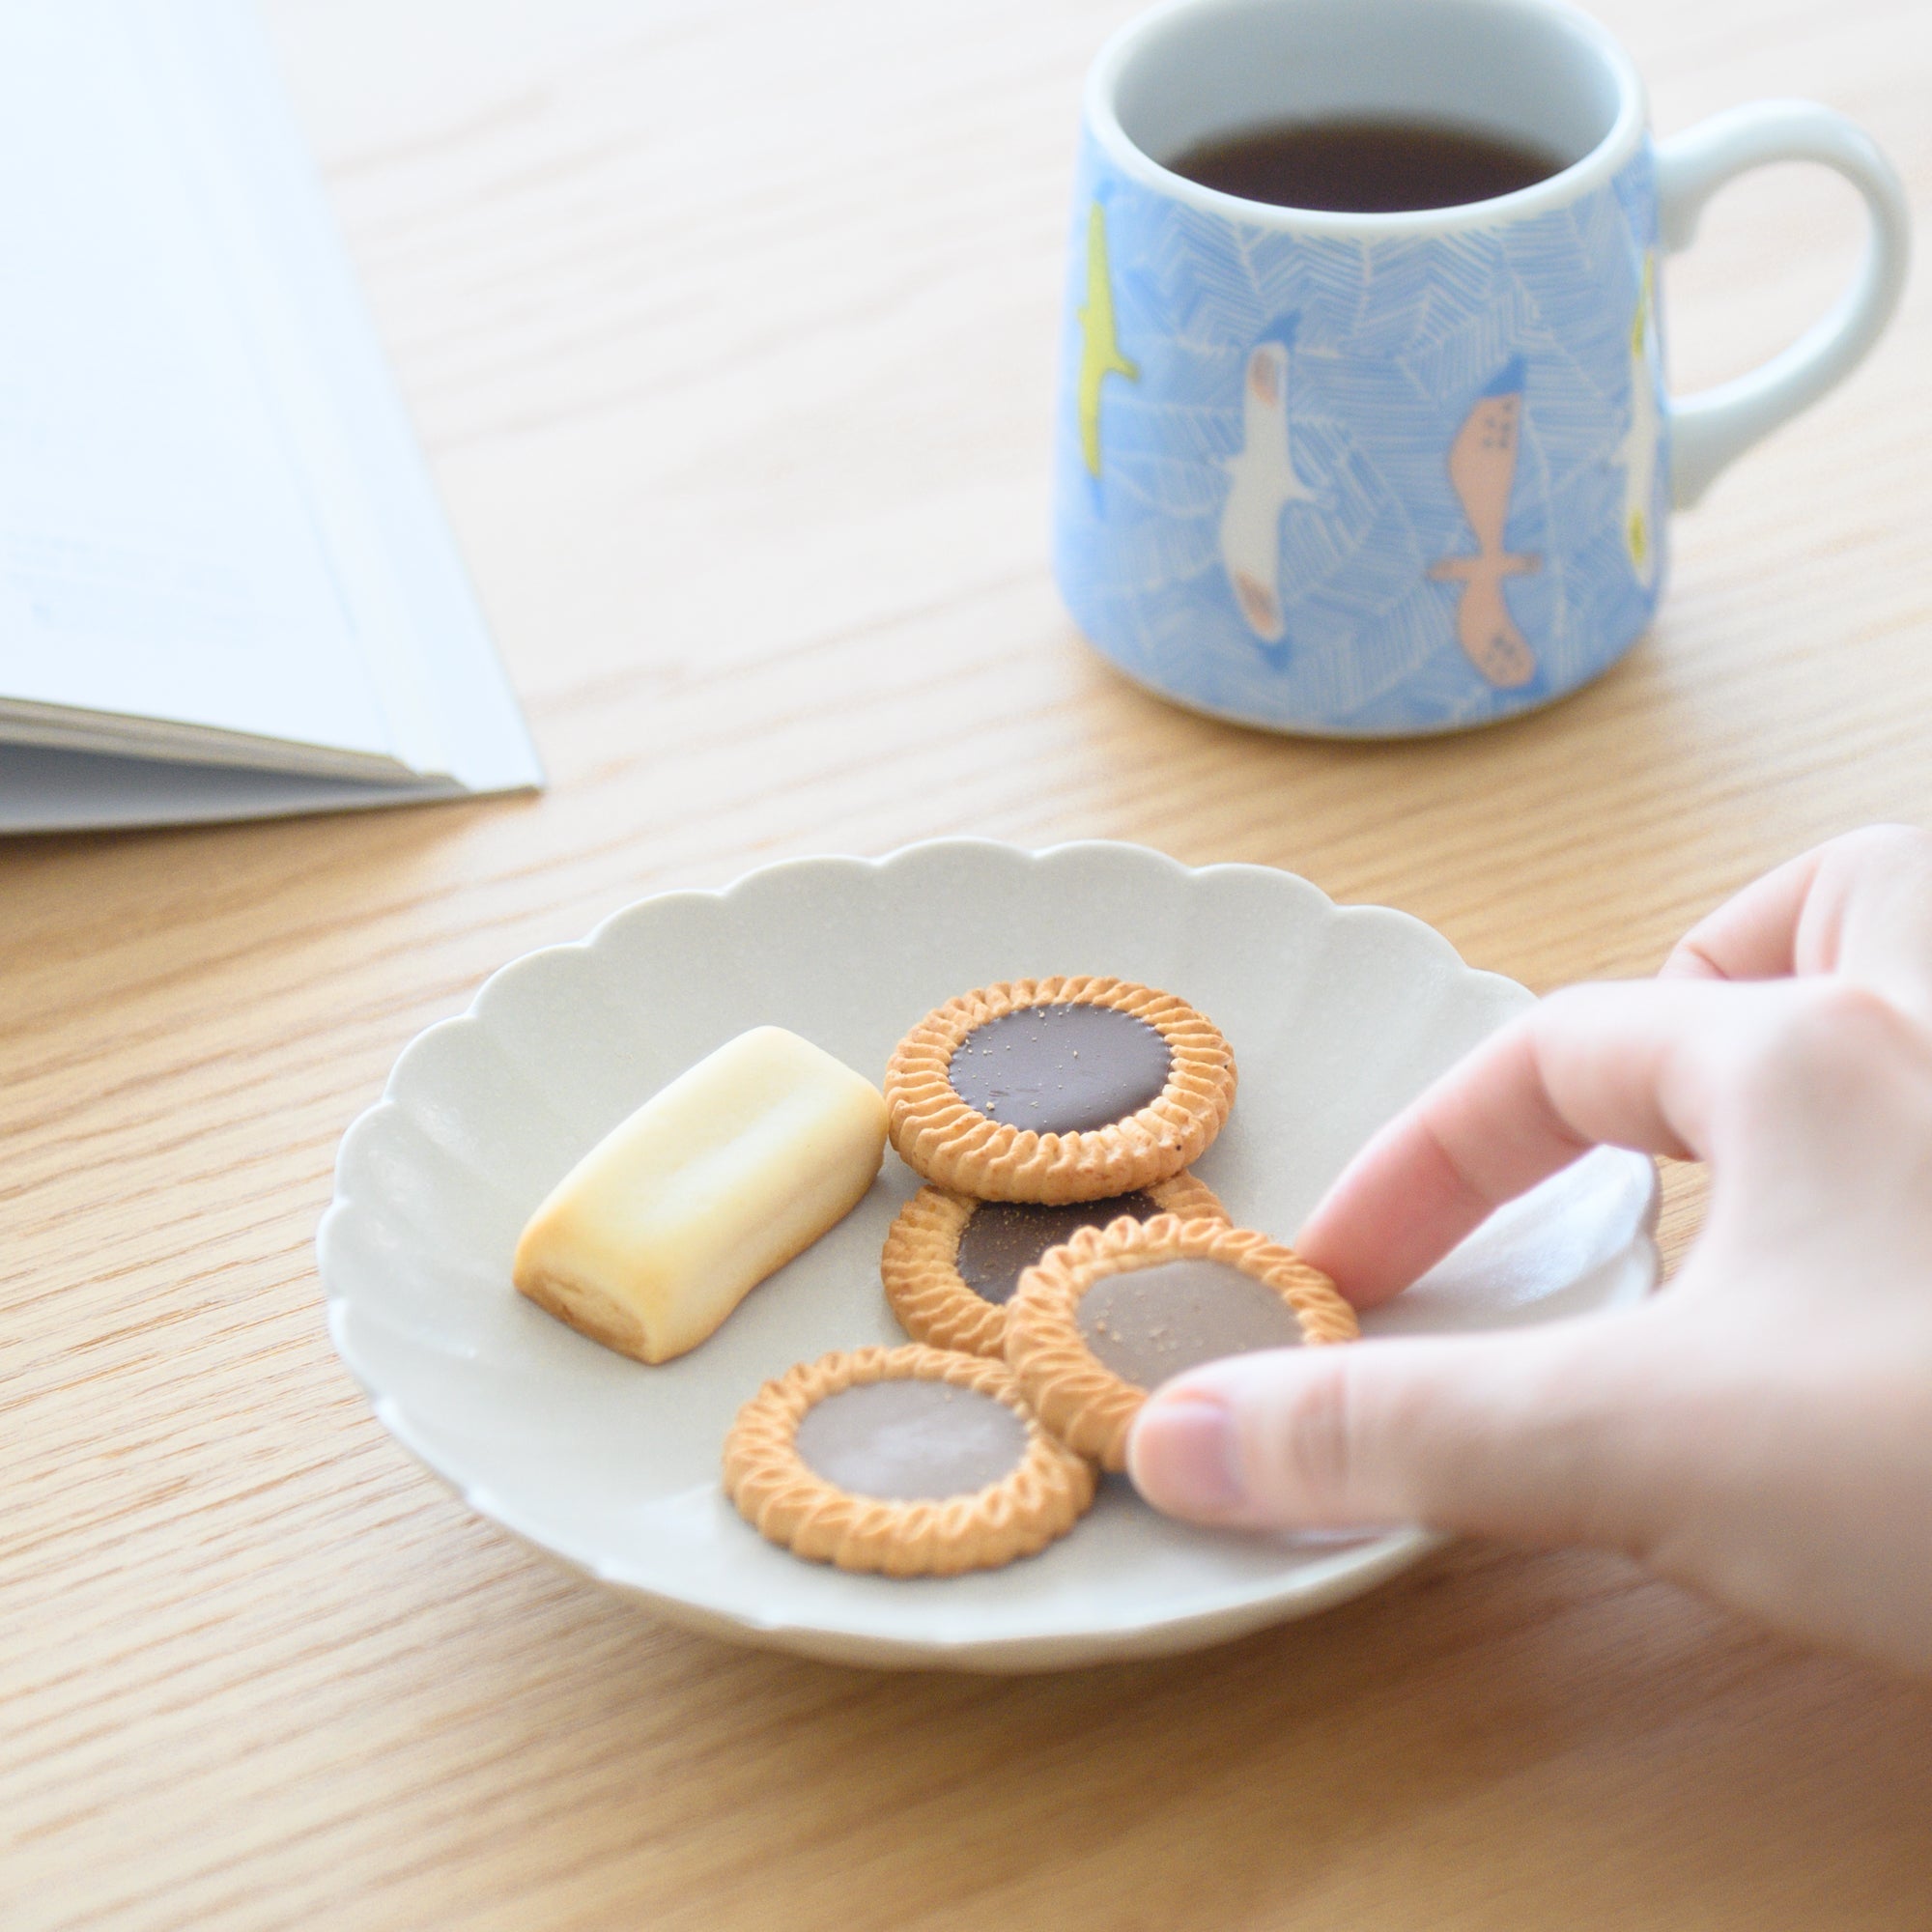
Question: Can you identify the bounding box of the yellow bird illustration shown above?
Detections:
[1618,252,1662,586]
[1077,201,1138,477]
[1429,371,1541,690]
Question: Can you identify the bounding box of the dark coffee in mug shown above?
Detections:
[1166,117,1568,213]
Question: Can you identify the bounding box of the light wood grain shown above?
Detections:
[5,0,1931,1925]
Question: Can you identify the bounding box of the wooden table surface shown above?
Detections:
[7,0,1932,1924]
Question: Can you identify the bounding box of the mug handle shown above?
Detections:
[1657,100,1910,509]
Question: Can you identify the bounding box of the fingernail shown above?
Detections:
[1130,1394,1245,1516]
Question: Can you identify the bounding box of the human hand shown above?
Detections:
[1128,825,1932,1675]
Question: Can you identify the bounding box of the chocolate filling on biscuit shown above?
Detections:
[955,1193,1160,1306]
[1076,1259,1304,1389]
[793,1378,1030,1500]
[948,1003,1172,1134]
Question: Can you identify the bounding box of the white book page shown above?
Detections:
[170,0,541,797]
[0,3,407,766]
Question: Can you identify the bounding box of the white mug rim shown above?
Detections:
[1086,0,1649,237]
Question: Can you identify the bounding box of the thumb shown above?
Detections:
[1126,1313,1669,1550]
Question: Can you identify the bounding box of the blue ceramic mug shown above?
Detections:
[1052,0,1909,736]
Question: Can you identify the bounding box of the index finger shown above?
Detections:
[1663,826,1932,1025]
[1660,845,1828,982]
[1293,978,1738,1308]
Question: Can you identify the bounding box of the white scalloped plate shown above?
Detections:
[319,840,1658,1671]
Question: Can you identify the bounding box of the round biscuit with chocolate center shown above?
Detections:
[1005,1213,1359,1470]
[723,1344,1096,1576]
[881,1171,1229,1359]
[883,977,1236,1202]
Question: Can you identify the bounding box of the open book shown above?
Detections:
[0,0,543,832]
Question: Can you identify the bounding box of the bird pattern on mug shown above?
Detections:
[1219,337,1317,642]
[1618,251,1662,587]
[1051,137,1667,731]
[1427,368,1542,689]
[1077,201,1138,477]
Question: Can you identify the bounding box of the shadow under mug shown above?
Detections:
[1051,0,1909,736]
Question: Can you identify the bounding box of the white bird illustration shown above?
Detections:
[1618,251,1662,587]
[1219,340,1316,642]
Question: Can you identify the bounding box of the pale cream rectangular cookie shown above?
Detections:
[514,1027,887,1363]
